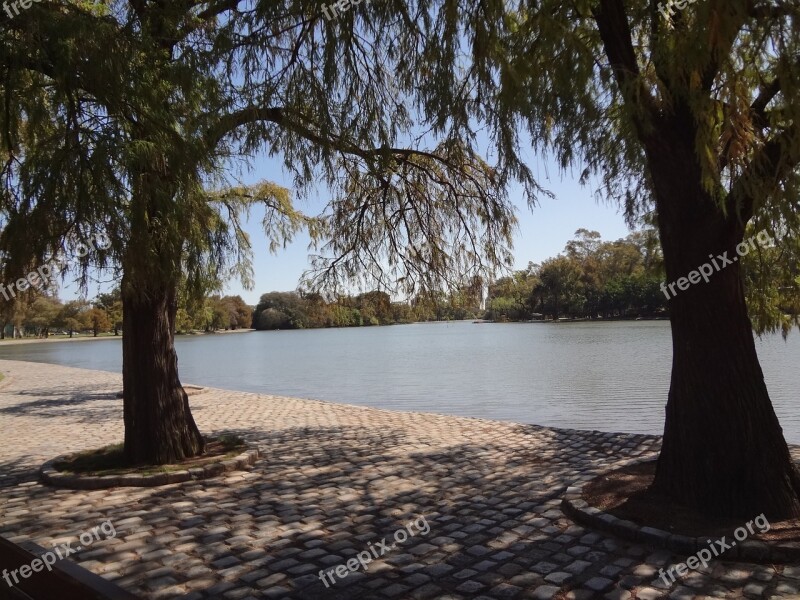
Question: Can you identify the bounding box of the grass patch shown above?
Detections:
[54,443,125,474]
[218,433,245,451]
[53,435,247,477]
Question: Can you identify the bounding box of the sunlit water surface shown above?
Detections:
[1,321,797,441]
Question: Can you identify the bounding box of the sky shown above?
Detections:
[220,154,634,306]
[65,152,634,307]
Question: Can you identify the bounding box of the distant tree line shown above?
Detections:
[251,285,484,330]
[250,229,673,329]
[485,226,799,324]
[251,275,488,330]
[0,288,252,339]
[486,229,668,321]
[0,289,123,339]
[176,294,252,333]
[8,228,794,337]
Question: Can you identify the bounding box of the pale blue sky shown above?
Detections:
[221,154,633,305]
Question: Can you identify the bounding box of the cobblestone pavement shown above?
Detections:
[0,359,798,600]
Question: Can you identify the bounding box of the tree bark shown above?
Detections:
[648,140,800,519]
[122,276,205,465]
[118,159,207,465]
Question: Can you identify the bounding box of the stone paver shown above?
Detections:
[0,359,798,599]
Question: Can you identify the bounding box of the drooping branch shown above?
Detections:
[304,142,516,295]
[698,1,750,91]
[726,121,800,221]
[751,76,782,128]
[748,0,800,19]
[717,75,783,172]
[208,105,470,173]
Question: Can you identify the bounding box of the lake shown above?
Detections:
[1,320,798,441]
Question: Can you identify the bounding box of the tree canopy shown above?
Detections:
[2,2,795,323]
[0,0,523,307]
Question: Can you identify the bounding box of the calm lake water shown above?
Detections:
[1,321,798,441]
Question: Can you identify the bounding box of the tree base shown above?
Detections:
[41,436,259,490]
[122,279,206,465]
[587,462,800,539]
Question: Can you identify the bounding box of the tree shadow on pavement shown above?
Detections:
[0,423,674,599]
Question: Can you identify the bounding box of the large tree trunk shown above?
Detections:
[119,161,206,465]
[648,144,800,519]
[122,276,205,465]
[589,2,800,519]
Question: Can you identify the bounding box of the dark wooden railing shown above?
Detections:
[0,536,140,600]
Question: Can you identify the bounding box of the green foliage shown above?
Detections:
[95,288,123,334]
[83,307,112,337]
[250,286,482,330]
[252,292,309,330]
[742,226,800,338]
[0,287,123,338]
[251,291,383,330]
[487,229,668,321]
[353,291,394,326]
[328,304,363,328]
[174,294,253,333]
[56,300,89,337]
[536,256,585,319]
[24,296,61,337]
[485,267,538,321]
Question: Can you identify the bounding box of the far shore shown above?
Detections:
[0,328,255,346]
[0,320,674,347]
